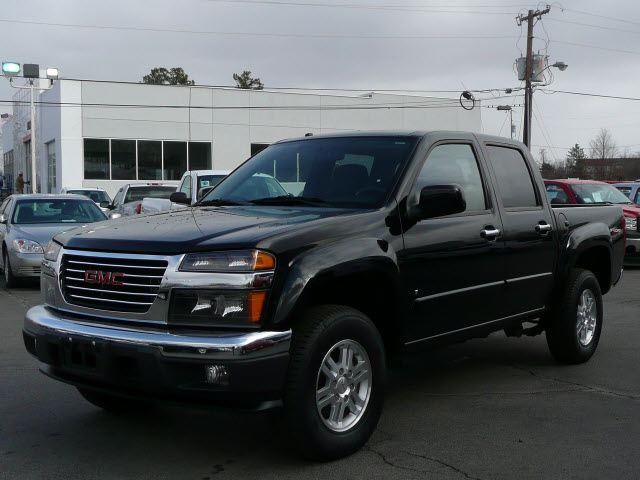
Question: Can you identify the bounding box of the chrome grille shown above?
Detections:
[60,253,168,313]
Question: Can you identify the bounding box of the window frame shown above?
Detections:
[409,140,492,219]
[484,143,543,212]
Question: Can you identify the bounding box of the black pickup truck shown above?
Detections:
[23,131,625,460]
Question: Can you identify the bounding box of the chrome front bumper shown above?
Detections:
[24,305,291,360]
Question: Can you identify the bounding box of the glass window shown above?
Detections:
[178,175,192,198]
[635,189,640,205]
[84,139,109,180]
[616,186,632,197]
[487,146,538,208]
[202,136,418,208]
[251,143,269,156]
[111,140,136,180]
[545,184,569,204]
[124,186,176,203]
[414,144,486,212]
[46,141,56,193]
[12,199,105,224]
[188,142,212,171]
[570,183,632,205]
[67,190,111,204]
[163,142,187,180]
[138,141,162,180]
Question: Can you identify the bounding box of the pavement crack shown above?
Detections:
[364,446,437,475]
[510,364,640,400]
[403,451,485,480]
[0,288,31,309]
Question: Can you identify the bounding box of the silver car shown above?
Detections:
[0,194,107,286]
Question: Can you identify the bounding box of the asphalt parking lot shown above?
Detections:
[2,272,639,480]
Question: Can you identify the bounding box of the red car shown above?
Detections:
[544,179,640,264]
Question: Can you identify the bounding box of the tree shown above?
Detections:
[589,128,617,160]
[142,67,195,85]
[566,143,586,178]
[233,70,264,90]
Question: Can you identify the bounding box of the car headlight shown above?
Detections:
[13,239,44,254]
[624,216,638,232]
[168,289,267,326]
[44,240,62,262]
[180,250,275,272]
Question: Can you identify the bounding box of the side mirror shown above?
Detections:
[414,184,466,220]
[197,186,215,201]
[170,192,191,205]
[99,201,110,209]
[0,213,6,224]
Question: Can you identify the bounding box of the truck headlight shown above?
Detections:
[168,289,267,326]
[180,250,275,272]
[43,240,62,261]
[624,216,638,232]
[13,239,44,254]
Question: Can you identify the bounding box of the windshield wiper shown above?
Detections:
[249,195,329,207]
[197,198,247,206]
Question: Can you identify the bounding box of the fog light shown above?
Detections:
[205,364,229,385]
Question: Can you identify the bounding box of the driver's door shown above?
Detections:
[399,141,507,343]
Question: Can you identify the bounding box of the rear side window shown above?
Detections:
[487,146,538,208]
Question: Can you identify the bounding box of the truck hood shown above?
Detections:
[621,204,640,217]
[54,206,354,254]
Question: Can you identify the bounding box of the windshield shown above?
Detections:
[12,199,106,224]
[571,183,633,204]
[201,136,418,208]
[124,186,176,203]
[67,190,111,204]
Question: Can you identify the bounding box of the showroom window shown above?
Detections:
[111,140,136,180]
[163,141,187,180]
[84,139,110,179]
[46,141,56,193]
[188,142,212,171]
[138,140,162,180]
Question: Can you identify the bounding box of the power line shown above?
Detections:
[539,89,640,102]
[561,7,640,28]
[0,18,518,40]
[551,39,640,56]
[546,17,640,36]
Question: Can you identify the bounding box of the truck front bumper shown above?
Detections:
[23,305,292,408]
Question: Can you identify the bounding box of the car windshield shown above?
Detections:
[12,199,106,224]
[124,186,176,203]
[571,183,633,204]
[200,136,418,208]
[67,190,111,204]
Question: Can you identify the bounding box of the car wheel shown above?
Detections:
[284,305,386,461]
[546,268,603,364]
[77,388,153,413]
[3,250,18,288]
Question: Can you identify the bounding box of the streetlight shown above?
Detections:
[1,62,58,193]
[496,105,515,139]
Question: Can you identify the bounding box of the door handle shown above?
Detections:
[535,222,552,235]
[480,227,501,241]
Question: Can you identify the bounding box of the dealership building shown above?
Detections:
[1,79,481,197]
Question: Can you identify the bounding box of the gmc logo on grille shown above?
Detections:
[84,270,125,286]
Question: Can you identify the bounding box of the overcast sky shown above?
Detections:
[1,0,639,162]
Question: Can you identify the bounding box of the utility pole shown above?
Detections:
[517,6,550,149]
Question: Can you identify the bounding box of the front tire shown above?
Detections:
[284,305,386,461]
[546,268,603,364]
[3,250,18,288]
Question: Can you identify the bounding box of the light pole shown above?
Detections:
[2,62,58,193]
[496,105,515,139]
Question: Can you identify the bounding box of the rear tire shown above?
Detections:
[77,388,153,413]
[3,250,18,288]
[546,268,603,364]
[284,305,386,461]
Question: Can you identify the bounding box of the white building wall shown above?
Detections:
[8,80,482,197]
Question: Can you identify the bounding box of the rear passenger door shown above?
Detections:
[401,140,507,342]
[483,143,556,316]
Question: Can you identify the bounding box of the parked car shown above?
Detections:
[140,170,229,214]
[24,132,624,460]
[60,187,112,213]
[105,183,176,218]
[613,181,640,206]
[0,194,106,287]
[545,179,640,264]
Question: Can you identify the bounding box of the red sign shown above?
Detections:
[84,270,125,286]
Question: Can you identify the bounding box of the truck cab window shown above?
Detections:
[487,146,539,208]
[415,144,486,212]
[179,175,192,199]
